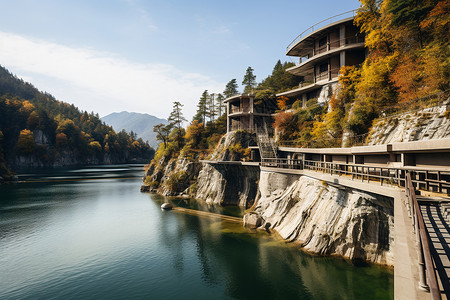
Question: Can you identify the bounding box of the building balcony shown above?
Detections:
[286,36,365,77]
[228,109,272,117]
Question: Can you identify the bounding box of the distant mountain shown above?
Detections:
[102,111,168,149]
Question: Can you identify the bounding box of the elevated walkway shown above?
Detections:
[421,202,450,299]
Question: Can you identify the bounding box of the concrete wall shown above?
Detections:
[414,153,450,168]
[331,155,348,163]
[329,29,340,49]
[363,154,390,165]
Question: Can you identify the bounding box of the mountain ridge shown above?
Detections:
[102,111,168,149]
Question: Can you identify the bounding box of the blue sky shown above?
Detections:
[0,0,360,119]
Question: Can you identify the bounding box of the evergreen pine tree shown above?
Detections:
[168,101,186,148]
[216,93,225,117]
[223,79,239,98]
[209,93,216,123]
[242,66,256,93]
[193,90,209,126]
[168,101,186,131]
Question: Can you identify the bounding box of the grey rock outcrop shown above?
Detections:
[245,171,394,266]
[317,82,339,106]
[193,131,259,207]
[368,101,450,145]
[209,130,256,161]
[33,130,50,146]
[195,163,259,207]
[144,155,201,196]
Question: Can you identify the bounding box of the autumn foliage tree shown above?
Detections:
[16,129,36,154]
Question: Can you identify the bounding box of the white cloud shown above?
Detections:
[211,25,231,35]
[0,31,223,119]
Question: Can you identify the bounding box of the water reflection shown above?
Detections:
[0,165,393,299]
[152,195,393,300]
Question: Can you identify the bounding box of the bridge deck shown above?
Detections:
[421,201,450,299]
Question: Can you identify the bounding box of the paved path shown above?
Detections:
[421,202,450,299]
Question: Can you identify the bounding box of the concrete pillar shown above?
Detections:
[339,23,346,72]
[313,65,317,83]
[227,102,230,132]
[340,51,345,68]
[339,24,346,46]
[328,59,331,81]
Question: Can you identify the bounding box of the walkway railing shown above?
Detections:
[405,172,441,299]
[260,158,450,194]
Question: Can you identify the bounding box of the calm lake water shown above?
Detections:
[0,165,393,299]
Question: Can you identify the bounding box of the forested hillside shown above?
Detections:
[0,65,154,179]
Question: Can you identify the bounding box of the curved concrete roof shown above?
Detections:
[286,17,355,57]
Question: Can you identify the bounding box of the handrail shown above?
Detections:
[260,158,450,193]
[286,10,357,52]
[405,172,441,299]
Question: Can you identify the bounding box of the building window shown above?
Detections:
[319,62,328,74]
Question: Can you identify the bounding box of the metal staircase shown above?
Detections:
[255,124,277,160]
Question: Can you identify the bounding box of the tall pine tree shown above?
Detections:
[168,101,186,147]
[193,90,209,126]
[216,93,225,117]
[242,67,256,93]
[224,79,239,98]
[209,93,216,123]
[168,101,186,131]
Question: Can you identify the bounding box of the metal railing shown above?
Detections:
[314,36,365,56]
[315,67,340,82]
[230,107,251,114]
[260,158,450,194]
[405,172,441,299]
[286,10,357,52]
[260,158,303,169]
[303,160,405,186]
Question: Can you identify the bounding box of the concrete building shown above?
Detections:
[225,94,273,133]
[277,10,366,108]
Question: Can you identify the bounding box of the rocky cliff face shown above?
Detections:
[318,82,339,106]
[368,100,450,145]
[245,172,394,266]
[142,131,260,206]
[143,155,201,196]
[193,131,259,207]
[195,163,259,207]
